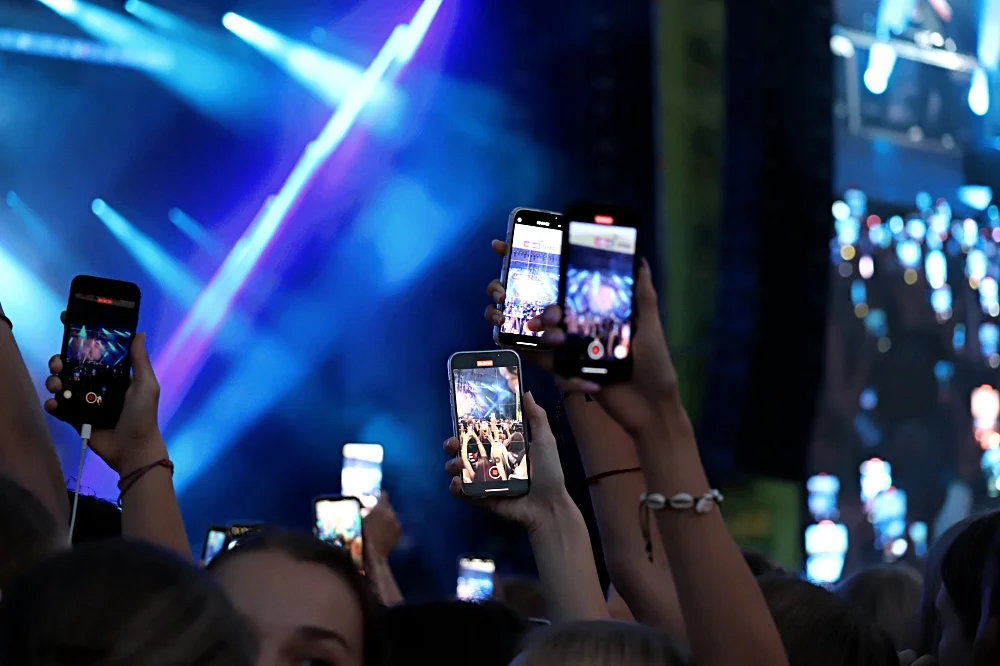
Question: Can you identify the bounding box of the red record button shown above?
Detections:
[85,392,98,404]
[587,339,605,360]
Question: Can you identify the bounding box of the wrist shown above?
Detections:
[116,435,169,477]
[634,395,693,446]
[525,490,578,537]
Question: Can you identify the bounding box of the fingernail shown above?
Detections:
[491,290,502,303]
[641,257,650,271]
[582,382,601,393]
[525,390,533,401]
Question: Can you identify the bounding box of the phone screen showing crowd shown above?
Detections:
[502,223,562,338]
[452,364,528,493]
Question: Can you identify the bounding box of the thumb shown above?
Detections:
[379,490,390,505]
[129,333,157,385]
[523,391,549,432]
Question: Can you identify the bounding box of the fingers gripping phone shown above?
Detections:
[457,557,496,602]
[57,276,141,428]
[341,443,383,517]
[494,208,564,350]
[314,496,364,572]
[448,350,530,499]
[555,203,639,384]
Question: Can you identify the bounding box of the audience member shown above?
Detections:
[936,512,1000,666]
[0,474,60,591]
[383,600,527,666]
[66,489,122,544]
[759,574,899,666]
[208,529,383,666]
[837,564,923,650]
[513,619,689,666]
[497,575,549,620]
[0,540,255,665]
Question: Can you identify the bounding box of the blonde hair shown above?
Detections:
[515,619,688,666]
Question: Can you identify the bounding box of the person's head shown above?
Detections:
[836,564,923,650]
[974,530,1000,666]
[759,574,898,666]
[0,474,60,592]
[914,514,982,656]
[0,539,255,665]
[742,549,787,578]
[937,512,1000,666]
[383,600,527,666]
[497,575,548,620]
[66,489,122,544]
[208,529,381,666]
[513,619,688,666]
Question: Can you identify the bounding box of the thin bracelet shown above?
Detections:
[117,459,174,507]
[638,490,724,563]
[586,466,641,485]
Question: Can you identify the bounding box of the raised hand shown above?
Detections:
[363,492,402,560]
[527,259,678,434]
[44,312,164,475]
[444,392,567,534]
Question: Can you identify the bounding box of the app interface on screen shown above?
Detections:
[453,365,527,485]
[502,223,562,337]
[341,445,383,513]
[457,559,495,602]
[203,530,227,565]
[316,500,363,570]
[63,292,137,417]
[564,221,637,362]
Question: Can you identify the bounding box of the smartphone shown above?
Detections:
[494,208,564,349]
[202,526,229,565]
[555,202,640,383]
[57,275,141,428]
[457,557,495,602]
[227,523,261,550]
[448,349,529,499]
[804,521,849,584]
[314,496,364,572]
[341,443,383,517]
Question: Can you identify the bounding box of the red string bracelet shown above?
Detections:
[117,459,174,507]
[586,466,641,486]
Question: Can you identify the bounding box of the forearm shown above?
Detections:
[368,555,404,606]
[0,319,68,531]
[119,436,191,559]
[565,396,684,634]
[635,397,787,666]
[527,493,609,622]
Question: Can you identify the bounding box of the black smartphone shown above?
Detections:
[202,525,229,565]
[314,495,364,571]
[57,275,141,428]
[555,203,640,383]
[227,523,261,550]
[448,349,529,499]
[494,207,564,350]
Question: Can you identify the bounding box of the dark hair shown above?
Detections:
[516,619,688,666]
[0,474,59,590]
[383,601,527,666]
[208,529,384,666]
[836,565,923,650]
[742,549,787,578]
[938,511,1000,641]
[66,489,122,544]
[0,540,255,665]
[760,575,898,666]
[912,514,981,655]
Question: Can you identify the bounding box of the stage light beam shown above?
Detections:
[156,0,444,428]
[221,12,395,109]
[168,208,223,255]
[92,199,201,306]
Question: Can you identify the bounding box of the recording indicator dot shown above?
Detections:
[62,390,72,399]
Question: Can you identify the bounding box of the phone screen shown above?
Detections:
[451,357,528,495]
[501,219,562,340]
[60,278,140,426]
[315,498,364,571]
[564,220,637,363]
[341,444,383,516]
[457,557,495,602]
[203,528,228,565]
